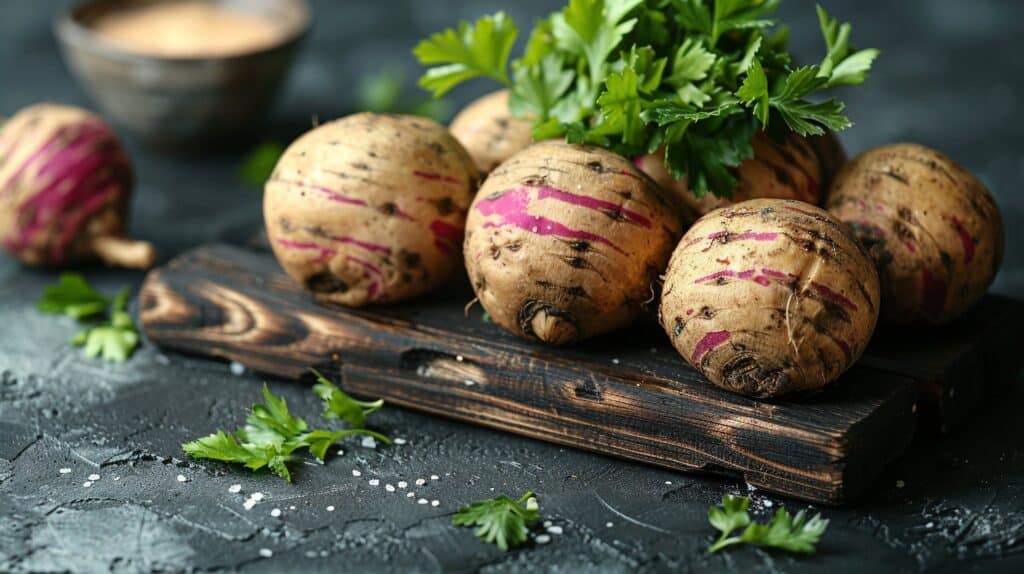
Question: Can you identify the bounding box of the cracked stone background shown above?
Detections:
[2,0,1024,572]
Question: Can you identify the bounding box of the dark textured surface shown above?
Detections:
[2,1,1023,572]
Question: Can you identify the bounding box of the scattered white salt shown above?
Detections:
[88,474,100,481]
[665,481,672,485]
[259,548,273,558]
[415,478,426,486]
[430,475,439,481]
[398,481,408,489]
[360,436,377,449]
[386,484,396,492]
[113,476,120,481]
[394,438,407,445]
[369,479,380,486]
[606,522,614,528]
[418,498,429,505]
[83,481,93,488]
[251,492,265,501]
[456,355,464,362]
[176,474,188,483]
[352,470,362,477]
[547,525,563,535]
[270,508,282,518]
[407,492,415,498]
[289,506,296,510]
[229,361,246,376]
[304,550,318,558]
[463,380,476,386]
[612,358,621,365]
[336,448,345,456]
[229,484,242,493]
[536,534,552,544]
[543,520,552,528]
[763,500,774,508]
[431,500,440,507]
[926,521,934,528]
[326,505,335,512]
[896,480,906,489]
[59,468,71,475]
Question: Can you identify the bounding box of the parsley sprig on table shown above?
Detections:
[415,0,878,198]
[311,368,384,429]
[453,491,540,551]
[37,273,140,362]
[707,494,829,554]
[183,373,389,482]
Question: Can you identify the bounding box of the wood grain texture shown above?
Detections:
[140,244,921,505]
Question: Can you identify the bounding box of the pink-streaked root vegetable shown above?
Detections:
[264,112,480,307]
[826,144,1004,326]
[659,199,880,398]
[465,140,684,345]
[806,131,847,189]
[449,90,534,174]
[0,103,154,269]
[637,132,825,222]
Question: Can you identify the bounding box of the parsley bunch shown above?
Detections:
[182,374,389,482]
[707,494,829,554]
[414,0,878,198]
[37,273,140,362]
[453,491,540,551]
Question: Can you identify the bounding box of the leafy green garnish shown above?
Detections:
[415,1,878,198]
[38,275,140,362]
[453,491,540,551]
[183,383,387,481]
[240,142,285,188]
[707,494,829,554]
[311,369,384,430]
[37,273,110,320]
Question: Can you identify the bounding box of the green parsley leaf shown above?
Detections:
[736,58,769,125]
[183,383,387,482]
[72,308,140,363]
[509,54,575,120]
[707,495,829,554]
[240,142,284,188]
[816,5,879,87]
[413,12,518,97]
[311,368,385,430]
[666,39,716,106]
[453,491,540,551]
[37,273,109,320]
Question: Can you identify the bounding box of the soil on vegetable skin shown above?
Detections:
[465,140,684,346]
[660,199,881,398]
[264,113,480,307]
[826,143,1004,326]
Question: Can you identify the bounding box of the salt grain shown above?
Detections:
[229,361,246,376]
[289,506,296,510]
[763,500,774,508]
[251,492,265,501]
[88,474,100,481]
[536,534,551,545]
[369,479,380,486]
[386,484,395,492]
[612,358,621,365]
[398,481,408,489]
[327,505,335,512]
[547,525,563,535]
[606,522,614,528]
[543,520,552,528]
[431,500,440,507]
[270,508,282,518]
[229,484,242,493]
[394,438,407,445]
[59,468,71,475]
[258,548,273,558]
[113,476,120,481]
[415,479,426,486]
[430,475,439,481]
[360,436,377,449]
[352,470,362,477]
[176,475,187,483]
[407,492,415,498]
[418,498,429,505]
[83,481,93,488]
[336,448,345,456]
[665,481,672,485]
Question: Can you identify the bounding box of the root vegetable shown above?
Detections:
[465,140,684,345]
[0,103,154,269]
[637,132,825,221]
[449,90,533,174]
[806,131,847,189]
[826,144,1004,326]
[659,199,880,398]
[264,112,479,307]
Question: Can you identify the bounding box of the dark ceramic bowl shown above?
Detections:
[55,0,310,147]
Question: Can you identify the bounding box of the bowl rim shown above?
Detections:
[54,0,312,64]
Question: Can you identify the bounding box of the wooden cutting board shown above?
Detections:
[138,244,1022,504]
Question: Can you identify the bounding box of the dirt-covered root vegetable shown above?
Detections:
[264,112,479,307]
[0,103,154,269]
[659,199,880,398]
[449,90,534,174]
[826,144,1004,326]
[637,131,824,220]
[465,140,684,345]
